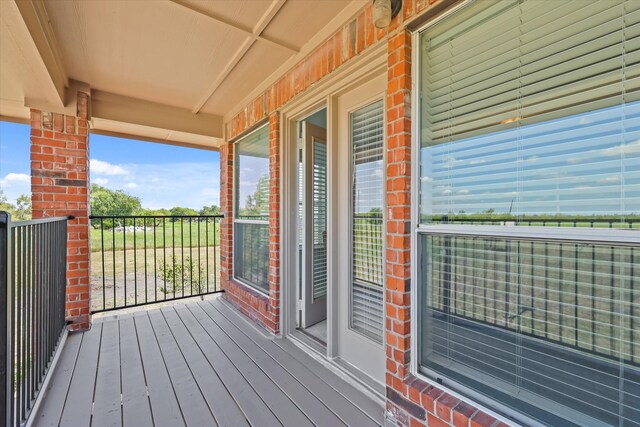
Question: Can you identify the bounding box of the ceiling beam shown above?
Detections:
[92,90,224,139]
[13,0,68,108]
[191,0,288,114]
[169,0,298,54]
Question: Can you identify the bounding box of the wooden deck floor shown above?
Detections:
[33,296,384,427]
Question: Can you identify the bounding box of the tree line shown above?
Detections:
[90,184,220,229]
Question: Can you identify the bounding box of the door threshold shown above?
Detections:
[291,329,326,355]
[285,332,385,404]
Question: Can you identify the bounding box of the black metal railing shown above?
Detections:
[90,215,223,313]
[432,216,640,229]
[1,212,69,427]
[233,217,269,293]
[423,217,639,365]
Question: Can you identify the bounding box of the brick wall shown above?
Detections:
[30,91,91,331]
[223,0,513,425]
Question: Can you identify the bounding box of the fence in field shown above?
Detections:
[1,212,70,427]
[89,215,223,313]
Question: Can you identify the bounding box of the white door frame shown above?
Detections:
[279,42,387,361]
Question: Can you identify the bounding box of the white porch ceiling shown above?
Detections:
[0,0,365,149]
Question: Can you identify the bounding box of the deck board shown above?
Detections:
[32,296,384,427]
[186,303,313,427]
[212,300,384,426]
[33,332,83,427]
[174,304,281,427]
[92,319,122,427]
[147,309,218,426]
[161,307,249,427]
[59,323,102,427]
[134,311,185,427]
[119,316,153,427]
[200,300,348,426]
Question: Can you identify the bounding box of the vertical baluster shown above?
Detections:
[206,219,209,293]
[133,217,137,305]
[154,217,157,303]
[181,219,185,298]
[101,219,105,311]
[123,217,127,308]
[144,217,148,304]
[213,218,218,292]
[112,219,116,310]
[189,218,193,295]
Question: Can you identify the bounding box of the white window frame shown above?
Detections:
[233,123,270,295]
[409,1,640,426]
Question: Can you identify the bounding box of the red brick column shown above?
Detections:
[30,91,91,331]
[385,29,414,419]
[219,142,234,290]
[384,29,508,427]
[267,112,281,332]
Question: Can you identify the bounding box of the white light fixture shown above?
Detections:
[372,0,402,29]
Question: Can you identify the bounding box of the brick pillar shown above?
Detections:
[267,112,281,333]
[30,91,91,331]
[219,141,234,290]
[385,29,414,422]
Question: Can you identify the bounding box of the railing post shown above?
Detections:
[1,211,11,427]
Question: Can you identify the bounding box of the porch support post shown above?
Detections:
[385,29,414,419]
[219,141,234,289]
[30,91,91,331]
[267,112,281,332]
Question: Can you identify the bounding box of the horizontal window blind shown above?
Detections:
[422,0,640,143]
[233,222,269,292]
[420,0,640,223]
[313,140,328,299]
[420,234,639,427]
[351,100,385,342]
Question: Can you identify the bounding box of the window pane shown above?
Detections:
[234,125,269,292]
[234,222,269,292]
[419,0,640,226]
[236,126,270,219]
[418,1,640,426]
[419,234,640,427]
[351,100,385,342]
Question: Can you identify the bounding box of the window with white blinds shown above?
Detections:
[313,140,328,299]
[417,1,640,426]
[351,100,385,342]
[234,125,270,293]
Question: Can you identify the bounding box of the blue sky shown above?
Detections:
[0,121,220,210]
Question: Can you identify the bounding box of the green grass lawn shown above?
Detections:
[91,221,221,252]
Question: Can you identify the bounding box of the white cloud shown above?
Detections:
[598,140,640,157]
[90,159,128,176]
[0,173,30,186]
[469,159,486,165]
[456,189,470,195]
[93,178,109,185]
[90,161,220,210]
[569,140,640,163]
[0,173,30,205]
[599,176,621,184]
